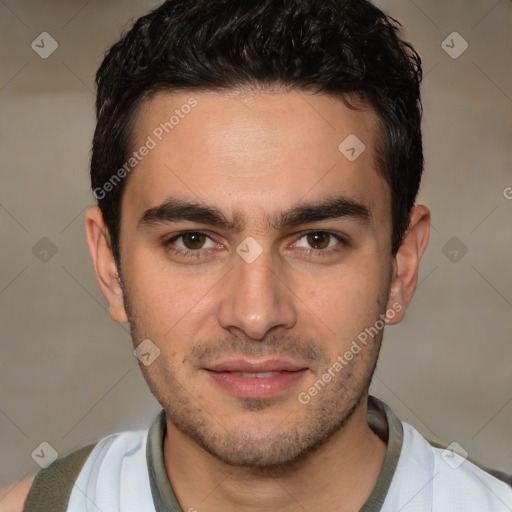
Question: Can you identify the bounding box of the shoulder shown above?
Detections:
[0,429,148,512]
[16,441,100,512]
[427,434,512,510]
[0,474,35,512]
[77,428,148,472]
[67,429,154,510]
[384,421,512,511]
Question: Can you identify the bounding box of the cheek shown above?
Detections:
[299,264,386,339]
[124,252,221,339]
[306,265,382,307]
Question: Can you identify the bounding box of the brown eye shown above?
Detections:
[306,231,331,250]
[181,232,207,249]
[293,231,346,256]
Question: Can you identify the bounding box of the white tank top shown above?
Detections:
[66,416,512,511]
[67,430,156,512]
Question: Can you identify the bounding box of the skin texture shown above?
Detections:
[82,88,430,512]
[0,475,34,512]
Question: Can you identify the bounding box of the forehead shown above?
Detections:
[122,88,389,229]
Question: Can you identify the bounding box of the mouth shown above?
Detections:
[203,359,309,399]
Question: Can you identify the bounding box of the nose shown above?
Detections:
[216,244,297,341]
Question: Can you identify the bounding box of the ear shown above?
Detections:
[85,206,128,324]
[386,205,430,325]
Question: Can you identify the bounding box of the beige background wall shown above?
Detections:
[1,0,511,488]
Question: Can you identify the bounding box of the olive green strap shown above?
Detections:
[23,442,97,512]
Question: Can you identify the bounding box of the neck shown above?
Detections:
[163,395,387,512]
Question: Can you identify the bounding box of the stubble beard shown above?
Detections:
[120,272,387,470]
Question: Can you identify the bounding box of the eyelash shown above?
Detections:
[162,230,348,259]
[163,230,215,259]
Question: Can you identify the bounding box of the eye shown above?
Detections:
[175,232,214,250]
[163,231,219,258]
[293,231,346,254]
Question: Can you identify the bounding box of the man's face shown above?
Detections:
[117,89,394,467]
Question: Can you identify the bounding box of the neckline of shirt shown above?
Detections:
[145,394,404,512]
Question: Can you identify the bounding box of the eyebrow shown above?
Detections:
[138,196,371,232]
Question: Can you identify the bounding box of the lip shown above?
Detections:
[204,358,309,399]
[205,358,307,373]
